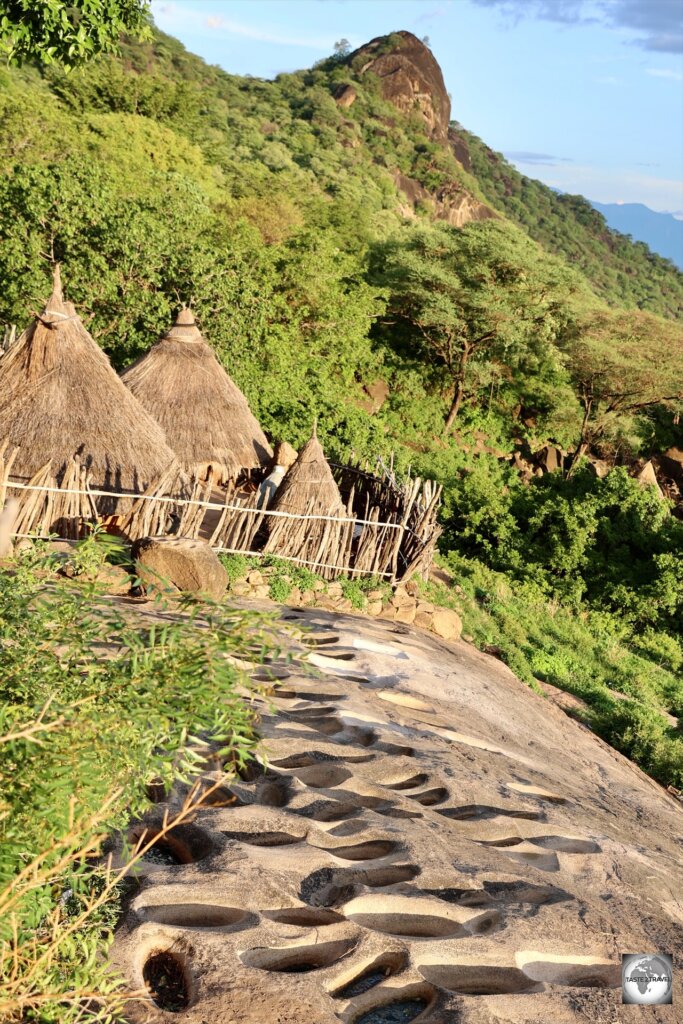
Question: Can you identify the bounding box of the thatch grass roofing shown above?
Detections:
[271,426,344,517]
[0,266,177,495]
[121,308,272,482]
[272,440,298,469]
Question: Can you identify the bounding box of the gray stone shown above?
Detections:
[414,609,434,630]
[395,601,417,624]
[96,564,132,594]
[636,461,664,498]
[134,536,228,600]
[431,606,462,641]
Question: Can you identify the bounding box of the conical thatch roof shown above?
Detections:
[271,427,343,516]
[121,308,272,482]
[0,267,177,495]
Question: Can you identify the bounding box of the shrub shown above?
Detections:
[0,551,280,1022]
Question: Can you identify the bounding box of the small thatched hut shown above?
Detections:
[270,427,343,517]
[0,267,177,502]
[121,308,272,483]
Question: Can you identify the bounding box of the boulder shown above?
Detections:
[391,585,414,607]
[333,84,357,108]
[658,447,683,484]
[393,170,494,228]
[133,537,228,600]
[414,609,434,630]
[96,564,132,594]
[636,461,664,498]
[366,600,383,617]
[231,581,251,597]
[395,602,417,625]
[539,446,563,474]
[431,607,462,642]
[586,457,609,479]
[357,379,390,415]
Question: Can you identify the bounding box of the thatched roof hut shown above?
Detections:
[121,308,272,483]
[0,267,176,498]
[271,426,344,517]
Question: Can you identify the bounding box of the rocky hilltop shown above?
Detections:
[345,32,495,229]
[352,31,451,142]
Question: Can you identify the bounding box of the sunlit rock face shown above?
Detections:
[352,33,496,228]
[352,31,451,142]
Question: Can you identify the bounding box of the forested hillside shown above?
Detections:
[457,127,683,317]
[1,27,682,784]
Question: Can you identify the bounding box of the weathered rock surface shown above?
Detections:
[353,31,451,141]
[112,601,682,1023]
[333,83,357,108]
[658,447,683,484]
[134,536,227,600]
[636,460,664,498]
[393,170,495,228]
[347,33,495,230]
[430,606,462,641]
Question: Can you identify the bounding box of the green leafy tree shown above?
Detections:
[561,308,683,461]
[373,220,580,433]
[333,38,351,58]
[0,0,151,70]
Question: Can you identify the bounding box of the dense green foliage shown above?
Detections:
[0,28,681,786]
[444,463,683,635]
[0,0,151,69]
[0,543,278,1022]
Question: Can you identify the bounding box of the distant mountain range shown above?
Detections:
[589,201,683,270]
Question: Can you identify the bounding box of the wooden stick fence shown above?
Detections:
[0,450,442,583]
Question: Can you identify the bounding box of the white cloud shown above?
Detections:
[646,67,683,80]
[151,1,343,49]
[540,162,683,212]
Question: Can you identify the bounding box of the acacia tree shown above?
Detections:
[372,220,579,433]
[0,0,150,70]
[561,308,683,461]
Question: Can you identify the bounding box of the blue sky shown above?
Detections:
[151,0,683,214]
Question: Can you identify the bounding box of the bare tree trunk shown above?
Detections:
[567,399,593,478]
[444,381,464,435]
[443,344,471,436]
